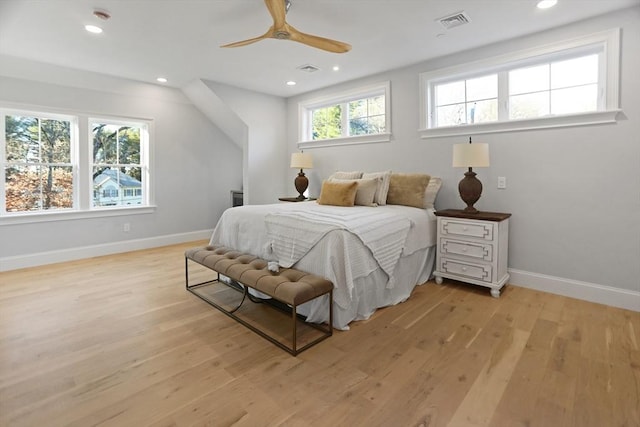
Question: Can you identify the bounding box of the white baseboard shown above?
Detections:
[2,242,638,313]
[508,269,639,312]
[0,229,213,272]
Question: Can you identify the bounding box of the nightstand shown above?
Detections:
[433,209,511,298]
[278,197,316,202]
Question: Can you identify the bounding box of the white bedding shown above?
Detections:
[209,201,437,330]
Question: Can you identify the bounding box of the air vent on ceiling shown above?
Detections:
[437,11,471,30]
[297,64,320,73]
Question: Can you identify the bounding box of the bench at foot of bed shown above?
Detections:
[184,245,333,356]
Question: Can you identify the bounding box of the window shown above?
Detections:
[420,28,621,138]
[3,113,76,213]
[1,108,152,222]
[299,82,391,148]
[434,74,498,126]
[91,120,147,208]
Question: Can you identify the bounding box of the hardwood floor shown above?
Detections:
[0,241,638,426]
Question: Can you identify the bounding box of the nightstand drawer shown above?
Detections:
[440,219,494,241]
[440,238,493,261]
[439,258,492,282]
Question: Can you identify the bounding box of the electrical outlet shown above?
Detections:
[497,176,507,189]
[123,222,130,232]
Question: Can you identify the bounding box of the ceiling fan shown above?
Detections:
[221,0,351,54]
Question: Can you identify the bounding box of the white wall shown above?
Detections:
[203,81,287,205]
[286,7,640,307]
[0,57,242,265]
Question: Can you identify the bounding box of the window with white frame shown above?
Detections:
[420,28,621,138]
[90,119,148,208]
[298,82,391,148]
[1,108,152,220]
[2,112,76,213]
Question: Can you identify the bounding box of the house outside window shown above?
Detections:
[419,28,621,138]
[298,82,391,148]
[90,119,148,208]
[1,108,153,223]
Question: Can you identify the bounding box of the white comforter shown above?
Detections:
[209,201,436,329]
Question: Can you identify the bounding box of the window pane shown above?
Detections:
[551,54,598,89]
[349,115,386,136]
[509,92,550,119]
[40,118,71,163]
[349,117,368,136]
[551,85,598,115]
[44,166,73,209]
[436,81,465,106]
[368,95,385,115]
[312,105,341,140]
[92,167,143,207]
[92,124,118,163]
[467,75,497,101]
[368,115,386,134]
[349,99,367,119]
[5,116,39,162]
[467,99,498,124]
[118,126,141,165]
[4,165,41,212]
[436,103,466,126]
[509,64,549,95]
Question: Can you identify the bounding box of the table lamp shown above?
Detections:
[290,152,313,200]
[452,137,490,213]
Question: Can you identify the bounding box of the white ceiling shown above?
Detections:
[0,0,638,97]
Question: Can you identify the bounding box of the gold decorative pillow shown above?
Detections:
[329,177,380,206]
[386,173,431,208]
[317,180,358,207]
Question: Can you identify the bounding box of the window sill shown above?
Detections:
[0,205,157,226]
[298,133,392,149]
[419,110,622,139]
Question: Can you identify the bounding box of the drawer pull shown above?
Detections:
[461,267,467,272]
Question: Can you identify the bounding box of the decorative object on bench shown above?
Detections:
[185,245,333,355]
[208,179,441,330]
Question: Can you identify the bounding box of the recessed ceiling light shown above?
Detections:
[156,77,168,83]
[332,65,340,71]
[537,0,557,9]
[286,81,296,86]
[85,24,103,34]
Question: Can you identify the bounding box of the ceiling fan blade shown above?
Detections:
[287,25,351,53]
[220,29,273,48]
[264,0,286,29]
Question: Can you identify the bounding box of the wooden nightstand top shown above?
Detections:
[278,197,317,202]
[435,209,511,222]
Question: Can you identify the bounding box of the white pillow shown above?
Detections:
[424,177,442,209]
[328,177,380,206]
[328,171,363,180]
[362,170,391,206]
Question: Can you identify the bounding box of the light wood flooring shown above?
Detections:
[0,241,638,427]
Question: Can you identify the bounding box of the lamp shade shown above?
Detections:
[290,152,313,169]
[452,143,490,168]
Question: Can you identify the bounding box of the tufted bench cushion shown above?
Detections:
[184,245,333,355]
[185,245,333,306]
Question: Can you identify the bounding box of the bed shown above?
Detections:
[208,173,440,330]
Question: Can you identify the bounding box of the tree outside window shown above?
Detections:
[4,114,74,212]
